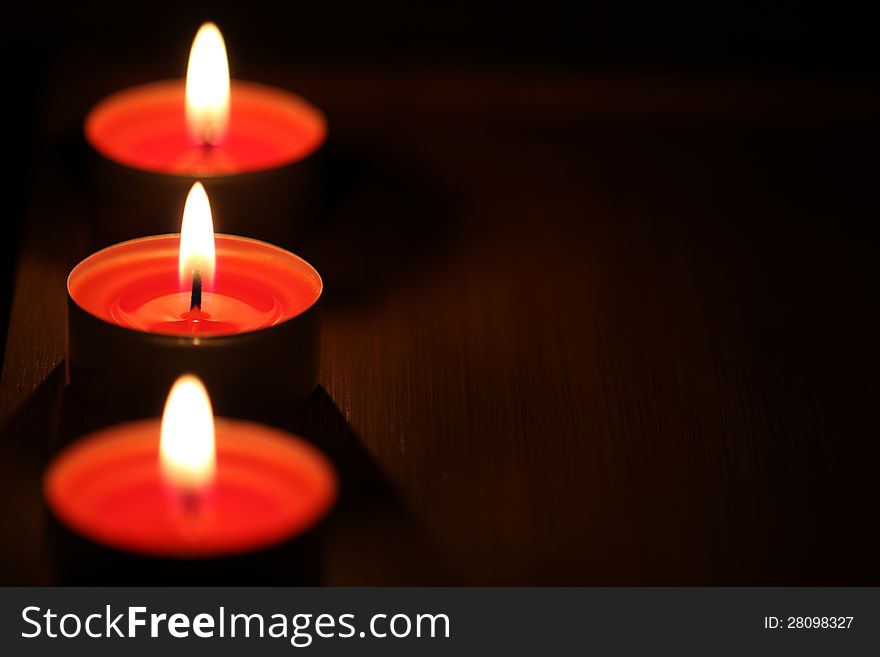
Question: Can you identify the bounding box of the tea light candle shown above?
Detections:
[68,183,322,420]
[84,23,326,245]
[44,376,337,558]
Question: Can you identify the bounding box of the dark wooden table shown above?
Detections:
[2,60,879,584]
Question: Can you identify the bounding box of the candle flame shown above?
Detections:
[160,375,216,492]
[179,182,216,289]
[185,22,230,146]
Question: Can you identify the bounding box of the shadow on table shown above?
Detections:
[300,140,462,309]
[0,363,68,584]
[281,387,452,585]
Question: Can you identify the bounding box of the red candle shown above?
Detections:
[85,78,324,177]
[44,376,337,557]
[67,183,323,419]
[84,23,326,244]
[70,232,318,336]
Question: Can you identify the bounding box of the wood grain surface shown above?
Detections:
[2,61,879,584]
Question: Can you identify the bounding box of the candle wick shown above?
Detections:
[190,268,202,311]
[200,127,216,151]
[181,489,201,517]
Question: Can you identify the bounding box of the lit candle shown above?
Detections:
[44,375,337,559]
[68,183,322,419]
[84,22,326,246]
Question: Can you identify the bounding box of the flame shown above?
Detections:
[160,375,216,492]
[185,22,230,145]
[179,182,216,289]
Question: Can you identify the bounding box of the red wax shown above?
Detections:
[44,419,337,558]
[85,80,326,175]
[68,234,321,337]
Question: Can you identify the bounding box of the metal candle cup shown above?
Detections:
[44,419,337,557]
[43,377,337,583]
[83,24,326,247]
[67,234,322,420]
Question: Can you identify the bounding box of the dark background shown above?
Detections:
[5,1,880,74]
[1,2,879,584]
[3,1,880,339]
[2,1,879,337]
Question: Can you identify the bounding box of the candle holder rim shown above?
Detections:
[43,416,338,560]
[67,232,322,344]
[47,415,338,479]
[84,78,328,179]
